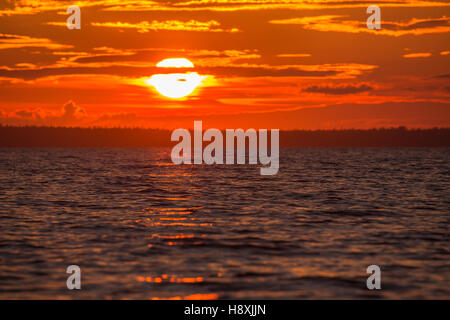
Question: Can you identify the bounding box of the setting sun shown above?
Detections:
[156,58,194,68]
[147,58,203,99]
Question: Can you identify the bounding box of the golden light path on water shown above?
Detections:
[135,187,218,300]
[146,58,204,99]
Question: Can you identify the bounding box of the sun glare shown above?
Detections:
[148,58,202,99]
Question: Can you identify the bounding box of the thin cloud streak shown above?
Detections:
[270,16,450,37]
[403,52,432,58]
[3,0,449,16]
[0,33,72,50]
[90,20,240,33]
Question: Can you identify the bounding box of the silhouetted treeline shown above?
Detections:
[0,126,169,148]
[281,127,450,147]
[0,125,449,147]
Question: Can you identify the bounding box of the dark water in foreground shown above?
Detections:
[0,148,448,299]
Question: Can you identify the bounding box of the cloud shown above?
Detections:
[90,20,239,33]
[303,83,374,95]
[60,48,261,69]
[103,0,450,12]
[403,53,432,58]
[60,100,86,122]
[0,46,263,78]
[269,16,450,37]
[3,0,449,16]
[0,0,120,16]
[1,100,86,126]
[277,53,311,58]
[15,109,36,119]
[0,58,377,80]
[0,33,72,50]
[433,74,450,79]
[0,101,146,127]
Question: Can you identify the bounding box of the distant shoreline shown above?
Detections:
[1,126,449,148]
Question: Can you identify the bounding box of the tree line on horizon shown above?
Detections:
[0,125,449,147]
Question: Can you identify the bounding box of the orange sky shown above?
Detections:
[0,0,449,129]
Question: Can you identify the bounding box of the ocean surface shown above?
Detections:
[0,148,448,299]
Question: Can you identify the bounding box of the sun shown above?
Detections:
[146,58,203,99]
[156,58,194,68]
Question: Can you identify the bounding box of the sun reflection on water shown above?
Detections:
[150,293,219,300]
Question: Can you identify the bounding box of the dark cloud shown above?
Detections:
[303,83,373,95]
[15,110,35,118]
[434,74,450,79]
[0,64,338,80]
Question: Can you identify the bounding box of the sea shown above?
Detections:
[0,148,448,299]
